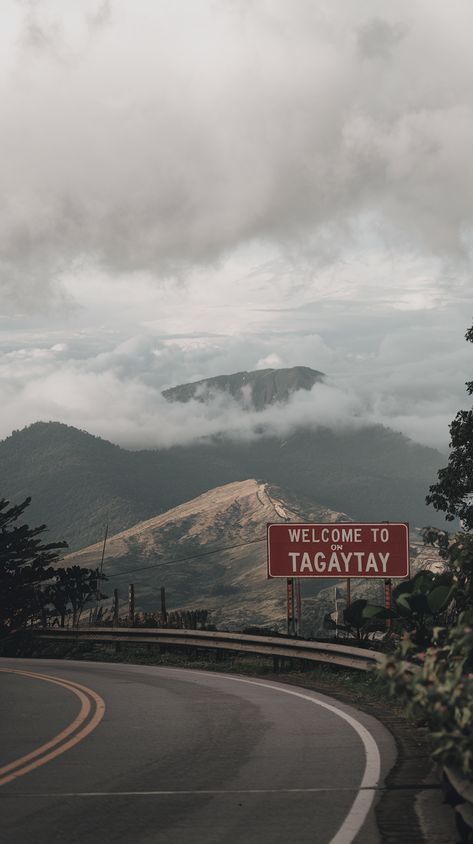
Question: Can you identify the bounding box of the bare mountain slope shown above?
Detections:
[63,479,348,629]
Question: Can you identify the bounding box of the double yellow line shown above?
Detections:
[0,668,105,787]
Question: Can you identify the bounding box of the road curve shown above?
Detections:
[0,658,396,844]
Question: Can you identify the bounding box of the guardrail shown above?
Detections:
[34,627,382,672]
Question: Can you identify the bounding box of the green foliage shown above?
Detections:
[381,616,473,777]
[337,598,394,641]
[47,566,106,627]
[421,528,473,616]
[0,496,67,633]
[0,494,107,634]
[391,569,456,644]
[427,323,473,528]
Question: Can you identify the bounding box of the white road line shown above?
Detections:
[1,787,379,797]
[165,670,382,844]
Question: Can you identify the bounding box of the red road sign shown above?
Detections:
[267,522,409,579]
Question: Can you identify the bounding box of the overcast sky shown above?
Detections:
[1,0,472,451]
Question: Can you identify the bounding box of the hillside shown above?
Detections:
[61,479,443,631]
[61,479,349,629]
[0,416,448,551]
[162,366,325,410]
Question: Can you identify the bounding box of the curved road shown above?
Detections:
[0,658,395,843]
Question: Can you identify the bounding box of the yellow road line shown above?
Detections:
[0,669,105,787]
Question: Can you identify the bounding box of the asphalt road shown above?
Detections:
[0,658,396,844]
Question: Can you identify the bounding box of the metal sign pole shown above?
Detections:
[384,578,392,628]
[287,578,295,636]
[296,579,302,638]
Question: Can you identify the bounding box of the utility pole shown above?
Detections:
[128,583,135,626]
[93,523,108,624]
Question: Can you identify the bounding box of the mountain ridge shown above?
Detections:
[0,416,447,551]
[162,365,325,410]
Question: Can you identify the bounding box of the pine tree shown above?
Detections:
[0,496,67,633]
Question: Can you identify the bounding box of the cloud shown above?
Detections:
[1,1,473,308]
[0,313,470,451]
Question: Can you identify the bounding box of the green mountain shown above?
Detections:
[162,365,325,410]
[0,415,447,552]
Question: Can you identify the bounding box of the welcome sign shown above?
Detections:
[267,522,410,579]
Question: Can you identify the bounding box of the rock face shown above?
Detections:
[162,366,325,410]
[62,479,348,630]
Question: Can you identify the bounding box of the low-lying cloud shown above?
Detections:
[0,326,469,452]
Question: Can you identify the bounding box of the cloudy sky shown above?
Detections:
[1,0,472,451]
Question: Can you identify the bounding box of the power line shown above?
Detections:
[104,535,267,580]
[17,534,269,591]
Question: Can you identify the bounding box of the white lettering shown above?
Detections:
[379,552,389,573]
[288,552,300,573]
[327,553,342,573]
[354,552,364,573]
[302,528,309,541]
[300,552,313,573]
[365,553,379,573]
[321,528,330,542]
[288,529,300,542]
[380,528,389,543]
[341,552,352,573]
[314,552,326,573]
[371,528,379,541]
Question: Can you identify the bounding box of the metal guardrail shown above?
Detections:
[34,627,382,672]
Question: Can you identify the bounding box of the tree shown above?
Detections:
[426,323,473,528]
[0,496,67,634]
[48,566,106,627]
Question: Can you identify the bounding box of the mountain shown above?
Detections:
[61,479,443,631]
[162,366,324,410]
[0,413,448,551]
[61,479,349,629]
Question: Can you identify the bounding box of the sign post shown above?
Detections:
[267,522,410,579]
[384,578,393,628]
[287,578,295,636]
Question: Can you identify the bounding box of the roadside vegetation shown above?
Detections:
[378,323,473,780]
[0,495,106,639]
